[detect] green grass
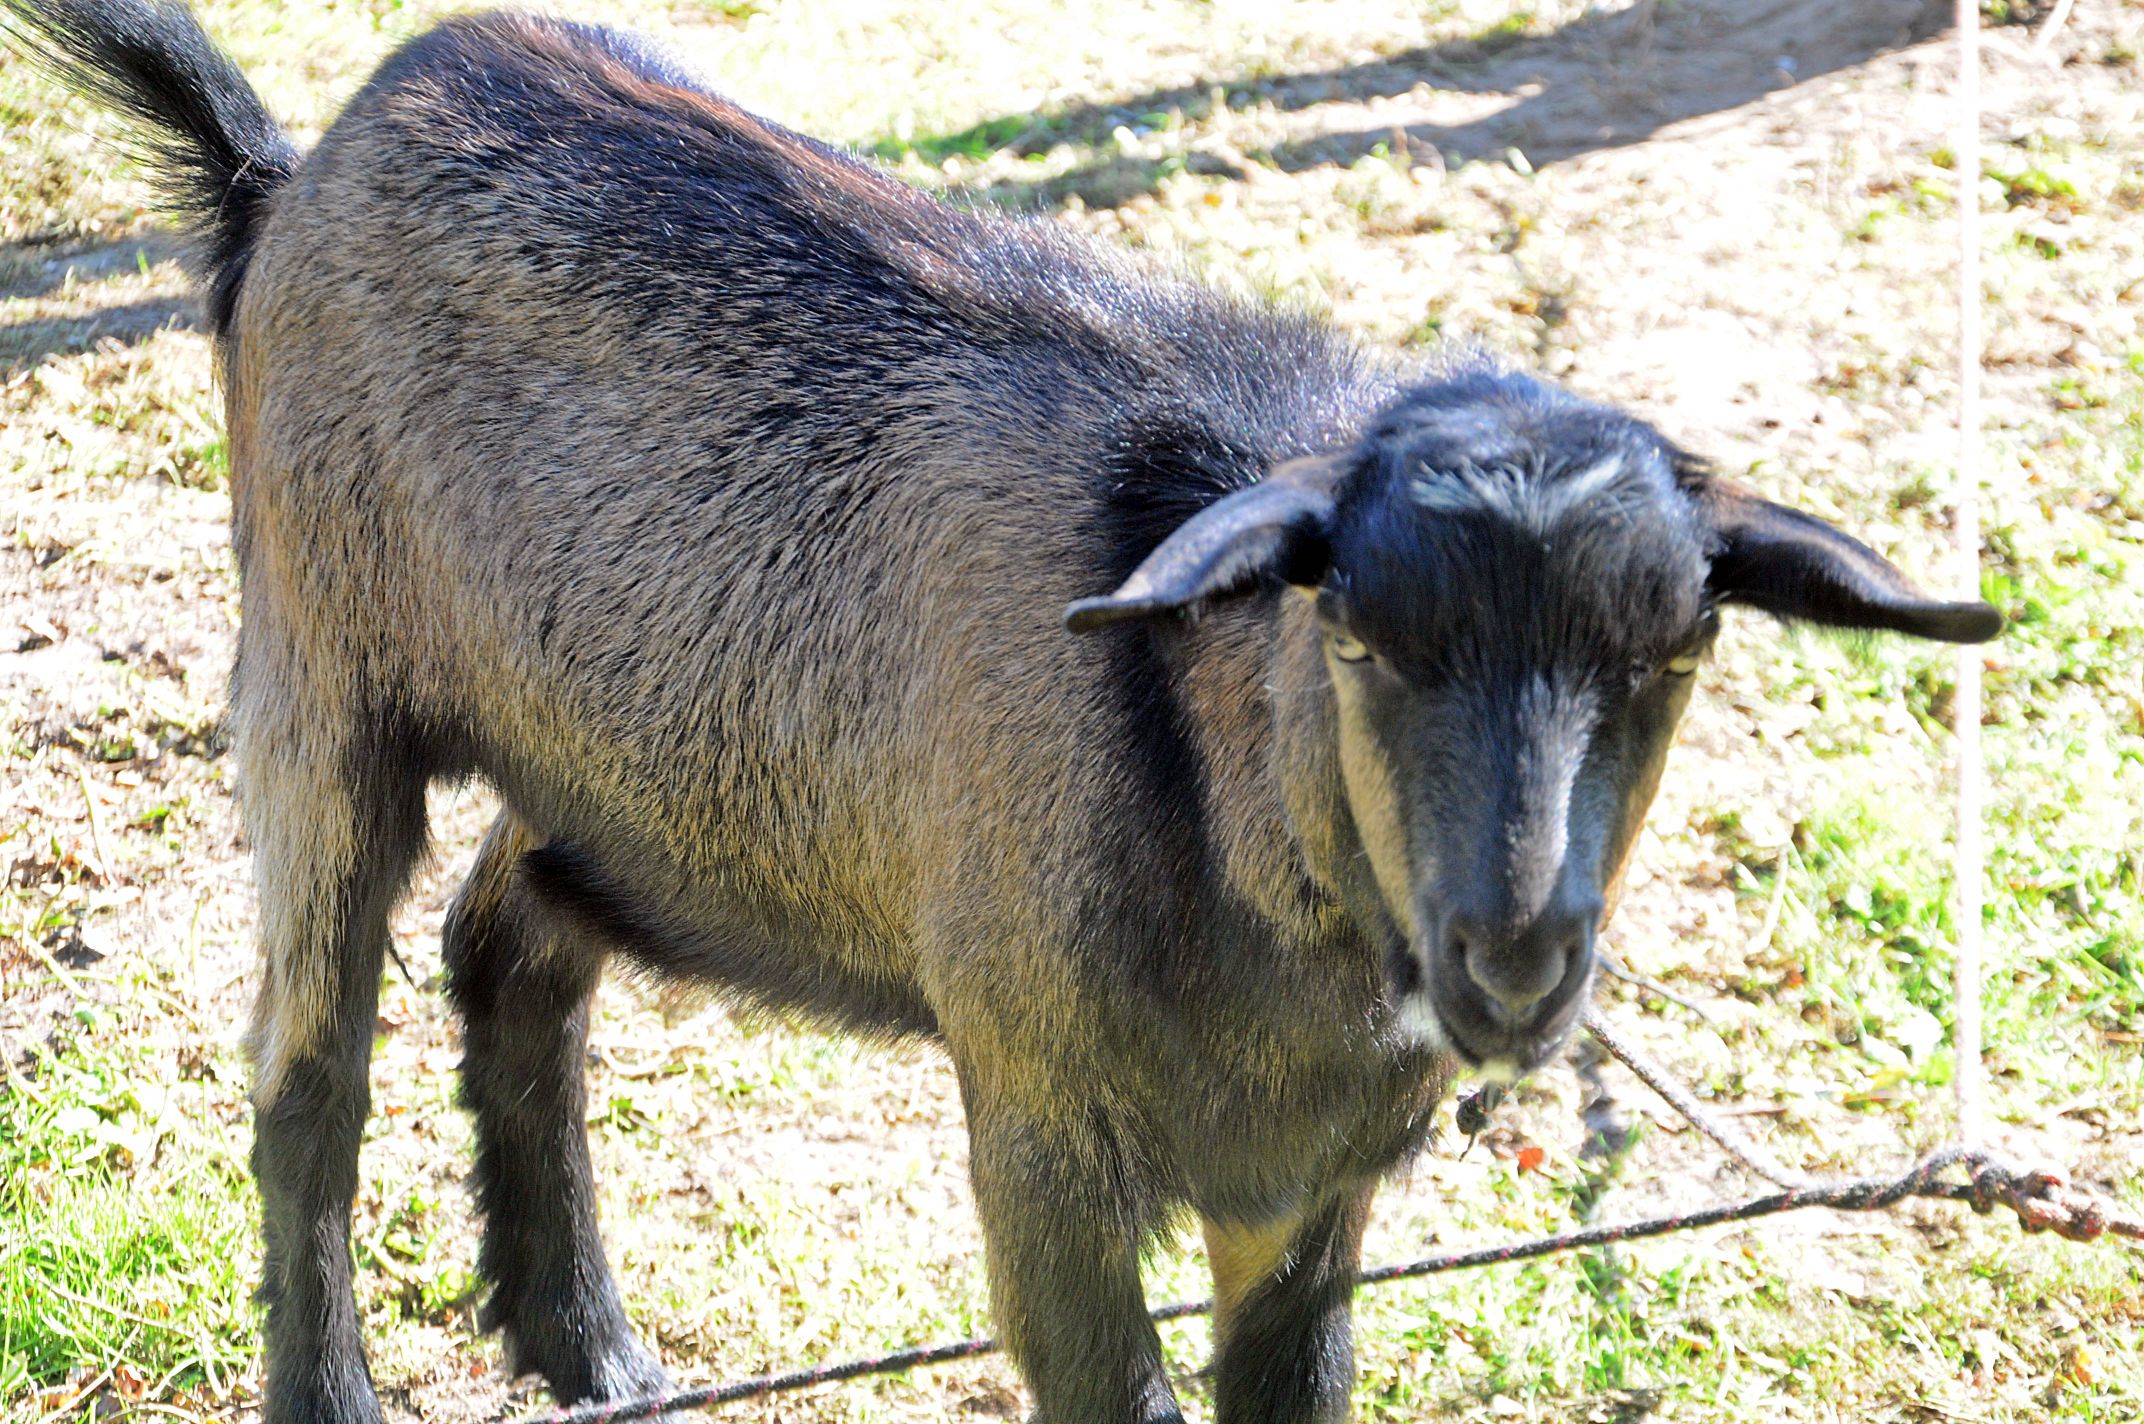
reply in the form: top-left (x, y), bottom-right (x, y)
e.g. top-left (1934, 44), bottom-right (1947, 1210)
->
top-left (1, 999), bottom-right (255, 1404)
top-left (1724, 343), bottom-right (2144, 1082)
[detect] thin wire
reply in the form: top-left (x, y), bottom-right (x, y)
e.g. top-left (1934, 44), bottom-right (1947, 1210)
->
top-left (500, 1137), bottom-right (2137, 1424)
top-left (1951, 0), bottom-right (1987, 1148)
top-left (503, 1003), bottom-right (2144, 1424)
top-left (1582, 1012), bottom-right (1813, 1188)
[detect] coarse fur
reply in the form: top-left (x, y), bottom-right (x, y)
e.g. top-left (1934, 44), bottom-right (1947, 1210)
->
top-left (1, 4), bottom-right (2005, 1421)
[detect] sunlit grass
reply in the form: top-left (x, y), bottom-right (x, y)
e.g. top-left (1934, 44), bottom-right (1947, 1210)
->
top-left (1, 1003), bottom-right (256, 1403)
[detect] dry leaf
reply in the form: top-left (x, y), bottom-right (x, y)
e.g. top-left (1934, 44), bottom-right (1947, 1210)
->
top-left (112, 1363), bottom-right (149, 1403)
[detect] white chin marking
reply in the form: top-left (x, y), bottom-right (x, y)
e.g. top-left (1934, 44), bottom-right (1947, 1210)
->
top-left (1395, 995), bottom-right (1525, 1082)
top-left (1397, 992), bottom-right (1448, 1051)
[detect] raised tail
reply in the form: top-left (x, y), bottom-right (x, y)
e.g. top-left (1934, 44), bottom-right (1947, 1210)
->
top-left (2, 0), bottom-right (295, 336)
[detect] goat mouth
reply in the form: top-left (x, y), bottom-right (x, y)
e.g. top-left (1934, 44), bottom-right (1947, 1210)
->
top-left (1384, 937), bottom-right (1590, 1069)
top-left (1423, 951), bottom-right (1595, 1073)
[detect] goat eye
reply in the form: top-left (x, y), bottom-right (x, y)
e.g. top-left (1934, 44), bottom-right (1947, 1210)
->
top-left (1329, 632), bottom-right (1372, 664)
top-left (1665, 651), bottom-right (1703, 677)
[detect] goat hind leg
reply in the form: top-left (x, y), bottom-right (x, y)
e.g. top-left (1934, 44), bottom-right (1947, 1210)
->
top-left (245, 721), bottom-right (429, 1424)
top-left (444, 811), bottom-right (666, 1402)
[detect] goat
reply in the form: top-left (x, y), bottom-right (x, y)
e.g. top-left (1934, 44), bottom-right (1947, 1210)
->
top-left (2, 3), bottom-right (2003, 1420)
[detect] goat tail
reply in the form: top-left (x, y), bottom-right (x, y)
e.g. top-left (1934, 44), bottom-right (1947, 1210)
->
top-left (2, 0), bottom-right (295, 336)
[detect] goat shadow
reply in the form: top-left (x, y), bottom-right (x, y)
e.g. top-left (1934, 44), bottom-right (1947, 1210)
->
top-left (1, 232), bottom-right (193, 370)
top-left (0, 0), bottom-right (1959, 364)
top-left (892, 0), bottom-right (1953, 211)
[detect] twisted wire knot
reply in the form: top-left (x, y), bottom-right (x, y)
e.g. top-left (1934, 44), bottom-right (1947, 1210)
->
top-left (1965, 1154), bottom-right (2116, 1242)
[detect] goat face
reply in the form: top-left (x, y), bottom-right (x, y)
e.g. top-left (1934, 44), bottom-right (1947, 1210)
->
top-left (1308, 387), bottom-right (1712, 1072)
top-left (1068, 366), bottom-right (2002, 1076)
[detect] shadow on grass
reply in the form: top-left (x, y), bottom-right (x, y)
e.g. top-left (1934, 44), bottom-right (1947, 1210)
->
top-left (0, 230), bottom-right (185, 300)
top-left (877, 0), bottom-right (1952, 211)
top-left (0, 296), bottom-right (195, 370)
top-left (0, 231), bottom-right (194, 369)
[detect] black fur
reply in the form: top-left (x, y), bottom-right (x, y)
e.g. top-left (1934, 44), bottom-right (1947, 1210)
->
top-left (443, 824), bottom-right (667, 1400)
top-left (1210, 1190), bottom-right (1374, 1424)
top-left (1704, 486), bottom-right (2006, 642)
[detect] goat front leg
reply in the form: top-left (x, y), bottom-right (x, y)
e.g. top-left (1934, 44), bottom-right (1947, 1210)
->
top-left (954, 1052), bottom-right (1183, 1424)
top-left (1202, 1184), bottom-right (1375, 1424)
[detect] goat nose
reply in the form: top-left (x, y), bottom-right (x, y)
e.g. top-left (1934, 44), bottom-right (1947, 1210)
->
top-left (1455, 923), bottom-right (1564, 1016)
top-left (1449, 900), bottom-right (1600, 1019)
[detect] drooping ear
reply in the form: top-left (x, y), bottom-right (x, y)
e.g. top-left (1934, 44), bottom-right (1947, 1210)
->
top-left (1700, 481), bottom-right (2003, 643)
top-left (1064, 456), bottom-right (1340, 633)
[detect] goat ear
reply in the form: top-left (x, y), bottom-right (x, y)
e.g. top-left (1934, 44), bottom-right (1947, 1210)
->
top-left (1701, 481), bottom-right (2003, 643)
top-left (1064, 457), bottom-right (1339, 633)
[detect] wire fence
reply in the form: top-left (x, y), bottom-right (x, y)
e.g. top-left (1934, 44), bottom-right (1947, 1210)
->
top-left (504, 1012), bottom-right (2140, 1424)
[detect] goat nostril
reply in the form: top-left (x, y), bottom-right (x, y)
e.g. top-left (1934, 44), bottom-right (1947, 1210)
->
top-left (1464, 944), bottom-right (1566, 1016)
top-left (1445, 911), bottom-right (1586, 1020)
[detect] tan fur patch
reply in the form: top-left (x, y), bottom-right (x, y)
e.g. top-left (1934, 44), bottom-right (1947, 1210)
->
top-left (1202, 1211), bottom-right (1303, 1332)
top-left (1330, 656), bottom-right (1416, 938)
top-left (237, 739), bottom-right (363, 1107)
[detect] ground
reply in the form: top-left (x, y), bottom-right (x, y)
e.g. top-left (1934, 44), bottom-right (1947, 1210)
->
top-left (2, 0), bottom-right (2140, 1420)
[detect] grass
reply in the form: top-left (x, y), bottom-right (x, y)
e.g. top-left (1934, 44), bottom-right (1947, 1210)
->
top-left (1, 970), bottom-right (255, 1408)
top-left (4, 0), bottom-right (2143, 1420)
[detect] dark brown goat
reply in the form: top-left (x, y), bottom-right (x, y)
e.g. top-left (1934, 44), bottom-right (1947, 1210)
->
top-left (3, 4), bottom-right (2003, 1421)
